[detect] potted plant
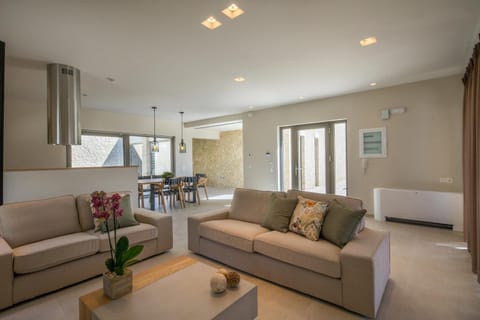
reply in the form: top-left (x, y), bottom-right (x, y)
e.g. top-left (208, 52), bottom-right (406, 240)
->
top-left (160, 171), bottom-right (175, 180)
top-left (90, 191), bottom-right (144, 299)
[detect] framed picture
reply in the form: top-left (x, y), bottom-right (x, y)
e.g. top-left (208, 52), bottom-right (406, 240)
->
top-left (359, 127), bottom-right (387, 158)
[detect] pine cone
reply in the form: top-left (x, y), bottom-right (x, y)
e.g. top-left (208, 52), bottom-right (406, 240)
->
top-left (226, 271), bottom-right (240, 288)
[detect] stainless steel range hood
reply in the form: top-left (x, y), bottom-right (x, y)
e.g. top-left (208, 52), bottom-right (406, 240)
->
top-left (47, 63), bottom-right (81, 145)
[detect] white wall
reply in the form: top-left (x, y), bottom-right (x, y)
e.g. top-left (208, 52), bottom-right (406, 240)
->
top-left (4, 167), bottom-right (138, 205)
top-left (4, 61), bottom-right (219, 175)
top-left (242, 75), bottom-right (463, 213)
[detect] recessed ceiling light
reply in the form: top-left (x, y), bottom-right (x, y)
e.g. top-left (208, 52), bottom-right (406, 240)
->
top-left (201, 16), bottom-right (222, 30)
top-left (299, 96), bottom-right (305, 100)
top-left (370, 82), bottom-right (377, 86)
top-left (222, 4), bottom-right (245, 19)
top-left (106, 77), bottom-right (115, 82)
top-left (248, 105), bottom-right (254, 109)
top-left (360, 37), bottom-right (377, 47)
top-left (234, 76), bottom-right (246, 82)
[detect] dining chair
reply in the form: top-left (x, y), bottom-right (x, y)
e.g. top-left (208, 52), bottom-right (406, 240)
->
top-left (196, 173), bottom-right (209, 200)
top-left (152, 181), bottom-right (167, 213)
top-left (165, 177), bottom-right (185, 208)
top-left (138, 183), bottom-right (145, 208)
top-left (183, 176), bottom-right (200, 205)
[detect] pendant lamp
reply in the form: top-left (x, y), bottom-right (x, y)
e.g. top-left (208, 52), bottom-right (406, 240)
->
top-left (151, 106), bottom-right (159, 152)
top-left (179, 111), bottom-right (187, 153)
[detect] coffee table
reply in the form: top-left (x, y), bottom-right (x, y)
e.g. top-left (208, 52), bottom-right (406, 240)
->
top-left (79, 256), bottom-right (258, 320)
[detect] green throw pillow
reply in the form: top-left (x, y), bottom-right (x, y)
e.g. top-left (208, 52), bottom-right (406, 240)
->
top-left (101, 194), bottom-right (139, 233)
top-left (321, 202), bottom-right (366, 248)
top-left (262, 194), bottom-right (298, 232)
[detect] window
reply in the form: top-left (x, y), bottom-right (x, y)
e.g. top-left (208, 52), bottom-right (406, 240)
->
top-left (71, 134), bottom-right (124, 167)
top-left (69, 131), bottom-right (174, 177)
top-left (130, 136), bottom-right (172, 177)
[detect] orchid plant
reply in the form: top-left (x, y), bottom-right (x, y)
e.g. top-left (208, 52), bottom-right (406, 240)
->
top-left (90, 191), bottom-right (143, 276)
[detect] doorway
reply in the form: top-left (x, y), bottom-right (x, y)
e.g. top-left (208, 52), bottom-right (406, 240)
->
top-left (280, 121), bottom-right (347, 195)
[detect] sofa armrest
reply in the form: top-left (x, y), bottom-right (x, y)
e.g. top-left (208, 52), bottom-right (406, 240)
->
top-left (134, 208), bottom-right (173, 253)
top-left (188, 208), bottom-right (230, 252)
top-left (340, 228), bottom-right (390, 318)
top-left (0, 237), bottom-right (13, 309)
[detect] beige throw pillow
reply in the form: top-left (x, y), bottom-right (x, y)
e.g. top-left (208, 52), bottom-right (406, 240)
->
top-left (288, 196), bottom-right (328, 241)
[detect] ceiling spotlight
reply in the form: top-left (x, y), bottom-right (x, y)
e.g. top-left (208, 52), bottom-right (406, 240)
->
top-left (360, 37), bottom-right (377, 47)
top-left (201, 16), bottom-right (222, 30)
top-left (222, 4), bottom-right (245, 19)
top-left (299, 96), bottom-right (305, 100)
top-left (234, 76), bottom-right (246, 82)
top-left (370, 82), bottom-right (377, 86)
top-left (248, 105), bottom-right (254, 109)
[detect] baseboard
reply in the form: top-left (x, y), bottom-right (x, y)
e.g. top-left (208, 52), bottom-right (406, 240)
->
top-left (385, 216), bottom-right (453, 230)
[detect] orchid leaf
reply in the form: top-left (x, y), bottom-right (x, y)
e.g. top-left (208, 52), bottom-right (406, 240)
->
top-left (105, 258), bottom-right (115, 272)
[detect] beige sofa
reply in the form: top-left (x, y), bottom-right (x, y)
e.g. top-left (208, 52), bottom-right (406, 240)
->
top-left (188, 188), bottom-right (390, 318)
top-left (0, 194), bottom-right (173, 310)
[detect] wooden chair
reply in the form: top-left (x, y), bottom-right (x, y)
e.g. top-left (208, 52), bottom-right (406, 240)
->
top-left (183, 176), bottom-right (201, 205)
top-left (196, 173), bottom-right (209, 200)
top-left (152, 181), bottom-right (167, 213)
top-left (138, 183), bottom-right (145, 208)
top-left (165, 177), bottom-right (185, 208)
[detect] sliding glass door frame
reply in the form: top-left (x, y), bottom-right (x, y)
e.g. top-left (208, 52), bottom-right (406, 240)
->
top-left (279, 120), bottom-right (347, 195)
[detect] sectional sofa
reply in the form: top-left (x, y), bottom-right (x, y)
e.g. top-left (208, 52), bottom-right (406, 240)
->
top-left (0, 194), bottom-right (172, 309)
top-left (188, 188), bottom-right (390, 318)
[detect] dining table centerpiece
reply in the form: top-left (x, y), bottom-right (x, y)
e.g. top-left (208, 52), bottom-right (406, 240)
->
top-left (90, 191), bottom-right (144, 299)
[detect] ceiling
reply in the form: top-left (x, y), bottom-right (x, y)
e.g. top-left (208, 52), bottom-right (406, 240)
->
top-left (1, 0), bottom-right (479, 122)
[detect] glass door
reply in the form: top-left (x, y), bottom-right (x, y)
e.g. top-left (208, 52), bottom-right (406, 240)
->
top-left (280, 121), bottom-right (347, 195)
top-left (294, 125), bottom-right (329, 192)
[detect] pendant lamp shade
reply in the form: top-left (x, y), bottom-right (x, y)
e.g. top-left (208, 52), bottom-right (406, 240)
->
top-left (179, 111), bottom-right (186, 153)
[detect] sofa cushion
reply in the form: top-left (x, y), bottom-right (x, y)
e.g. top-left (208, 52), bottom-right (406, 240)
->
top-left (76, 194), bottom-right (94, 231)
top-left (321, 203), bottom-right (367, 248)
top-left (88, 223), bottom-right (157, 252)
top-left (76, 191), bottom-right (133, 232)
top-left (13, 232), bottom-right (99, 274)
top-left (0, 195), bottom-right (81, 248)
top-left (288, 196), bottom-right (328, 241)
top-left (329, 199), bottom-right (366, 235)
top-left (101, 195), bottom-right (139, 232)
top-left (199, 219), bottom-right (270, 253)
top-left (262, 193), bottom-right (298, 232)
top-left (287, 189), bottom-right (366, 233)
top-left (230, 188), bottom-right (287, 225)
top-left (287, 189), bottom-right (362, 210)
top-left (254, 231), bottom-right (341, 278)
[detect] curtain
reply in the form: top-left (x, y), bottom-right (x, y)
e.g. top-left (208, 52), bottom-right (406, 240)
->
top-left (463, 35), bottom-right (480, 283)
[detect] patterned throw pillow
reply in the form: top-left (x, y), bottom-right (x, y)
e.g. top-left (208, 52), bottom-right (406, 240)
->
top-left (288, 196), bottom-right (328, 241)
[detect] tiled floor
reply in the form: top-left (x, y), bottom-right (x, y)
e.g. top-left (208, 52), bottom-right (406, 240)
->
top-left (1, 194), bottom-right (480, 319)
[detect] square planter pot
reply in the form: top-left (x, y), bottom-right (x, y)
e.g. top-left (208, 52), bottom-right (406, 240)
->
top-left (103, 269), bottom-right (133, 299)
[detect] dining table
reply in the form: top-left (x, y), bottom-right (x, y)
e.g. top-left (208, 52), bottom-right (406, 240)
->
top-left (137, 178), bottom-right (164, 209)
